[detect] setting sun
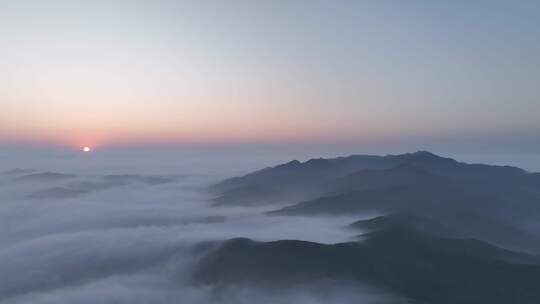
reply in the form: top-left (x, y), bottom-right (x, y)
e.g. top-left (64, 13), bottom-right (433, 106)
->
top-left (83, 147), bottom-right (91, 152)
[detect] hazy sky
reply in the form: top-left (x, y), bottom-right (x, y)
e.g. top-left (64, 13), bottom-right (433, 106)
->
top-left (1, 0), bottom-right (539, 151)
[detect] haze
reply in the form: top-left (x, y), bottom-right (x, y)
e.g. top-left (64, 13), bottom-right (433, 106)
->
top-left (1, 0), bottom-right (539, 151)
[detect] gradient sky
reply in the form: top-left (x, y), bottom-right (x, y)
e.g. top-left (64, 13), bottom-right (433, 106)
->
top-left (1, 0), bottom-right (539, 150)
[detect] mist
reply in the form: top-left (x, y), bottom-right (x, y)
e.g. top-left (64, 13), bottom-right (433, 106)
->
top-left (0, 147), bottom-right (399, 304)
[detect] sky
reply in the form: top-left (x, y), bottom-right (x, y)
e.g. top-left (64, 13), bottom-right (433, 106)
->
top-left (1, 0), bottom-right (539, 152)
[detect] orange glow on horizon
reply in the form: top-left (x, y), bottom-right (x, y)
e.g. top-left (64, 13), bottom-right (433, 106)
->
top-left (0, 123), bottom-right (403, 151)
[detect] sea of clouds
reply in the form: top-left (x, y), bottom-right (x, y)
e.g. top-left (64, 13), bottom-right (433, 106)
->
top-left (0, 147), bottom-right (400, 304)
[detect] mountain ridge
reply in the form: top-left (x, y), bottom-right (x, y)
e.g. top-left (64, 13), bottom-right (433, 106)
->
top-left (193, 226), bottom-right (540, 304)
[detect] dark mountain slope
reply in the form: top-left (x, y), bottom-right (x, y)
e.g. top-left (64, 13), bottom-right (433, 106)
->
top-left (211, 151), bottom-right (533, 207)
top-left (271, 182), bottom-right (475, 216)
top-left (212, 151), bottom-right (540, 251)
top-left (211, 154), bottom-right (398, 206)
top-left (194, 228), bottom-right (540, 304)
top-left (348, 212), bottom-right (540, 254)
top-left (211, 151), bottom-right (453, 205)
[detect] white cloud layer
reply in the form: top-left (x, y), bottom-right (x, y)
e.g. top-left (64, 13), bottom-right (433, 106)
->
top-left (0, 151), bottom-right (393, 303)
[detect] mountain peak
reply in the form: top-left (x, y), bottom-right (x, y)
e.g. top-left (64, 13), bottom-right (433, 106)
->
top-left (276, 160), bottom-right (301, 169)
top-left (407, 150), bottom-right (443, 159)
top-left (412, 150), bottom-right (438, 157)
top-left (392, 150), bottom-right (454, 163)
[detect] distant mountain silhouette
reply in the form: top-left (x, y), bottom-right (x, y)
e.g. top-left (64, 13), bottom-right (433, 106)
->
top-left (102, 174), bottom-right (175, 185)
top-left (25, 174), bottom-right (178, 200)
top-left (14, 171), bottom-right (77, 182)
top-left (2, 168), bottom-right (38, 175)
top-left (211, 151), bottom-right (531, 207)
top-left (212, 151), bottom-right (540, 251)
top-left (210, 152), bottom-right (424, 206)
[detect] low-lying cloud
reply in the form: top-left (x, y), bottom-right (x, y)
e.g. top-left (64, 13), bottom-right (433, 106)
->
top-left (0, 152), bottom-right (391, 303)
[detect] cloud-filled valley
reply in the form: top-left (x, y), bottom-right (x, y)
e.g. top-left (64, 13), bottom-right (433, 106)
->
top-left (1, 150), bottom-right (540, 303)
top-left (0, 154), bottom-right (377, 304)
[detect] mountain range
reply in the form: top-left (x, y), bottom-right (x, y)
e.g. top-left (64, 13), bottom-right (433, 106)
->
top-left (196, 151), bottom-right (540, 303)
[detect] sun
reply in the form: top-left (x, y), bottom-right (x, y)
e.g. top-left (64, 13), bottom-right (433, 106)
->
top-left (83, 147), bottom-right (91, 152)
